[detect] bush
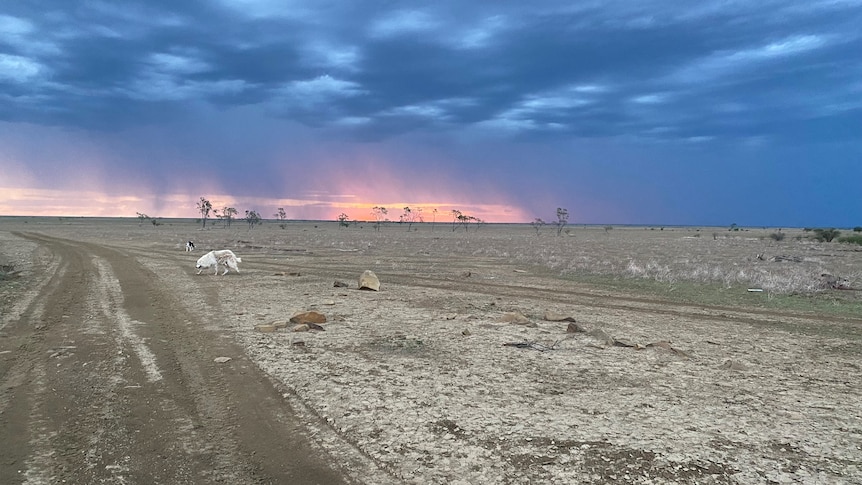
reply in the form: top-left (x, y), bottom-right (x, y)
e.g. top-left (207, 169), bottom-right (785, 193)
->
top-left (769, 232), bottom-right (786, 241)
top-left (813, 228), bottom-right (840, 242)
top-left (838, 235), bottom-right (862, 246)
top-left (853, 226), bottom-right (862, 232)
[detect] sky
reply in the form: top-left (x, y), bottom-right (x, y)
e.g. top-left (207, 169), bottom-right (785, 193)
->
top-left (1, 1), bottom-right (860, 226)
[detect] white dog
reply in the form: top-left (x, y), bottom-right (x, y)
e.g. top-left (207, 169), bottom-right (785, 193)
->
top-left (185, 240), bottom-right (195, 251)
top-left (196, 249), bottom-right (242, 275)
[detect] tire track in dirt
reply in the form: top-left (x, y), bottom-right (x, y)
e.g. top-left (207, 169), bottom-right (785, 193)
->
top-left (1, 233), bottom-right (351, 484)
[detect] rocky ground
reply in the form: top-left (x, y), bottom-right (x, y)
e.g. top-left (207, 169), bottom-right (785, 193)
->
top-left (2, 218), bottom-right (861, 484)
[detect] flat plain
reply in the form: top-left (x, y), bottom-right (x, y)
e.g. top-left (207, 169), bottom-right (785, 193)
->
top-left (1, 217), bottom-right (861, 484)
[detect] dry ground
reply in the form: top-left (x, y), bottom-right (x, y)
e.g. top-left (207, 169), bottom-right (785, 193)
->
top-left (1, 217), bottom-right (861, 484)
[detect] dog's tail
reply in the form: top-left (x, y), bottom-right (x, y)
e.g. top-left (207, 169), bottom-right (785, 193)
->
top-left (236, 257), bottom-right (242, 263)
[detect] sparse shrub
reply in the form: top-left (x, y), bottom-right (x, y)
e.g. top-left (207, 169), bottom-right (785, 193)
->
top-left (0, 263), bottom-right (20, 281)
top-left (853, 226), bottom-right (862, 232)
top-left (838, 235), bottom-right (862, 246)
top-left (769, 232), bottom-right (785, 241)
top-left (812, 228), bottom-right (840, 242)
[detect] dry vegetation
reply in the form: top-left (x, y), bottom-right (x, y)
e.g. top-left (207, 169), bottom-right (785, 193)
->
top-left (2, 217), bottom-right (861, 484)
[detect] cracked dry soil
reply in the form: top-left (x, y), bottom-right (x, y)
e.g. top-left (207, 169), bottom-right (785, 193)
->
top-left (1, 219), bottom-right (861, 484)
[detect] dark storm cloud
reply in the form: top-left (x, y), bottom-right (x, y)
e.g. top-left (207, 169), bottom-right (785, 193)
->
top-left (2, 0), bottom-right (859, 139)
top-left (2, 1), bottom-right (861, 226)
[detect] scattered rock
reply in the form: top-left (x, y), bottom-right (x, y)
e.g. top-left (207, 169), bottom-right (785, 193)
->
top-left (290, 311), bottom-right (327, 325)
top-left (307, 322), bottom-right (325, 331)
top-left (273, 321), bottom-right (288, 329)
top-left (566, 322), bottom-right (587, 333)
top-left (646, 341), bottom-right (690, 358)
top-left (292, 341), bottom-right (306, 347)
top-left (461, 329), bottom-right (471, 336)
top-left (513, 269), bottom-right (527, 273)
top-left (587, 329), bottom-right (614, 346)
top-left (544, 311), bottom-right (577, 322)
top-left (358, 270), bottom-right (380, 291)
top-left (255, 324), bottom-right (278, 333)
top-left (213, 356), bottom-right (232, 363)
top-left (292, 324), bottom-right (310, 332)
top-left (498, 311), bottom-right (531, 325)
top-left (612, 338), bottom-right (636, 348)
top-left (461, 271), bottom-right (472, 278)
top-left (720, 359), bottom-right (748, 371)
top-left (333, 280), bottom-right (349, 288)
top-left (770, 255), bottom-right (803, 263)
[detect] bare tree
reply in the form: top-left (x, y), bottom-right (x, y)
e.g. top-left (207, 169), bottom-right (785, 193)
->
top-left (244, 210), bottom-right (262, 230)
top-left (555, 207), bottom-right (569, 236)
top-left (400, 206), bottom-right (421, 231)
top-left (337, 213), bottom-right (350, 228)
top-left (450, 209), bottom-right (462, 232)
top-left (136, 212), bottom-right (150, 226)
top-left (197, 197), bottom-right (212, 228)
top-left (531, 218), bottom-right (545, 236)
top-left (221, 207), bottom-right (238, 228)
top-left (274, 207), bottom-right (288, 229)
top-left (371, 206), bottom-right (388, 232)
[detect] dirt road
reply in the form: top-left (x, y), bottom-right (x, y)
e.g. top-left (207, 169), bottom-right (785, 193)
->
top-left (0, 232), bottom-right (350, 484)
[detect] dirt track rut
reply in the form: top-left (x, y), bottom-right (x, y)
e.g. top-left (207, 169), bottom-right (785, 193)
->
top-left (0, 233), bottom-right (349, 484)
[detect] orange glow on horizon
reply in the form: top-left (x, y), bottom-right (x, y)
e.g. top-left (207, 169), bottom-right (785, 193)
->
top-left (0, 186), bottom-right (532, 223)
top-left (2, 146), bottom-right (534, 222)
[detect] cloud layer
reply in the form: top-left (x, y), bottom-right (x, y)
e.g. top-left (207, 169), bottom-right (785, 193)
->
top-left (1, 1), bottom-right (860, 225)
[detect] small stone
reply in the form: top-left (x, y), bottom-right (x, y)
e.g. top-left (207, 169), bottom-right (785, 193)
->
top-left (292, 324), bottom-right (310, 332)
top-left (358, 270), bottom-right (380, 291)
top-left (566, 322), bottom-right (587, 333)
top-left (333, 280), bottom-right (349, 288)
top-left (587, 329), bottom-right (614, 346)
top-left (498, 311), bottom-right (530, 325)
top-left (255, 324), bottom-right (278, 333)
top-left (720, 359), bottom-right (748, 371)
top-left (213, 357), bottom-right (232, 363)
top-left (544, 311), bottom-right (577, 322)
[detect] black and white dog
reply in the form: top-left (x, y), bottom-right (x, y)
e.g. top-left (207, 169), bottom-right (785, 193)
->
top-left (185, 241), bottom-right (195, 252)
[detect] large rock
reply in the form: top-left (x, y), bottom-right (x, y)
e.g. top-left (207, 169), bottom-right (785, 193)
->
top-left (290, 311), bottom-right (327, 325)
top-left (358, 270), bottom-right (380, 291)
